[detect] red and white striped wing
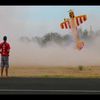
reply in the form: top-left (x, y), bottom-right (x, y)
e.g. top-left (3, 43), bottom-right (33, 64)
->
top-left (60, 19), bottom-right (71, 29)
top-left (75, 15), bottom-right (87, 26)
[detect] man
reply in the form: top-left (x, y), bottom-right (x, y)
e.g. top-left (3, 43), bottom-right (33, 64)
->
top-left (0, 36), bottom-right (10, 77)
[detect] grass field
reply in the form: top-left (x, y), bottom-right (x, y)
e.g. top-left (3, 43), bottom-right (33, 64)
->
top-left (6, 66), bottom-right (100, 78)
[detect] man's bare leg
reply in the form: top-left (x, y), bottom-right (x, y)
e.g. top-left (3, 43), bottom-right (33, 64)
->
top-left (5, 67), bottom-right (8, 77)
top-left (1, 67), bottom-right (4, 77)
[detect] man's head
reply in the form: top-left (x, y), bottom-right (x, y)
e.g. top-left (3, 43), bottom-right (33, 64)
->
top-left (3, 36), bottom-right (7, 42)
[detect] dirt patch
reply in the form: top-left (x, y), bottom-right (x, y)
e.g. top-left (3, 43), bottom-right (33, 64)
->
top-left (7, 66), bottom-right (100, 78)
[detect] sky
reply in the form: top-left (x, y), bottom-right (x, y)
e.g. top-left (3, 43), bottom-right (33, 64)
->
top-left (0, 6), bottom-right (100, 37)
top-left (0, 6), bottom-right (100, 67)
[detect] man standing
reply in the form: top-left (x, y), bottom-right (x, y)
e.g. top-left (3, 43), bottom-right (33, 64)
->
top-left (0, 36), bottom-right (10, 77)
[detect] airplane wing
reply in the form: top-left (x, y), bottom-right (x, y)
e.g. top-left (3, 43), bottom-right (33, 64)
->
top-left (60, 18), bottom-right (71, 29)
top-left (75, 15), bottom-right (87, 26)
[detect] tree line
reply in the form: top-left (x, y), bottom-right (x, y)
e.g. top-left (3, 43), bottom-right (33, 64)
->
top-left (19, 28), bottom-right (98, 47)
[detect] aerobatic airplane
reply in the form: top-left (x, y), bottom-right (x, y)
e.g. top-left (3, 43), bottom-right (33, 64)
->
top-left (60, 9), bottom-right (87, 50)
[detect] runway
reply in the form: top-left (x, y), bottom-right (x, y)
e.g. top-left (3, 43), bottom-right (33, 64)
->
top-left (0, 77), bottom-right (100, 94)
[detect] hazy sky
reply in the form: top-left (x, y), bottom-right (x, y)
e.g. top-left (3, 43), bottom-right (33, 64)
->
top-left (0, 6), bottom-right (100, 67)
top-left (0, 6), bottom-right (99, 38)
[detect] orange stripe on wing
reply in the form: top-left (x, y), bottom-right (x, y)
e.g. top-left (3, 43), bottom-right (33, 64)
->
top-left (76, 17), bottom-right (79, 26)
top-left (60, 23), bottom-right (65, 29)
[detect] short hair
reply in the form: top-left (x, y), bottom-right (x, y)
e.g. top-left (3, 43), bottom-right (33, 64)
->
top-left (3, 36), bottom-right (7, 41)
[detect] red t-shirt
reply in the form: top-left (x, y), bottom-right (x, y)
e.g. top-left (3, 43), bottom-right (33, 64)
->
top-left (0, 42), bottom-right (10, 56)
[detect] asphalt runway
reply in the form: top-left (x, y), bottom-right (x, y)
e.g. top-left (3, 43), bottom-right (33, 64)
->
top-left (0, 77), bottom-right (100, 94)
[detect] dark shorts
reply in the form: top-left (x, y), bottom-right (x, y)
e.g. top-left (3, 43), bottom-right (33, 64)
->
top-left (1, 56), bottom-right (9, 68)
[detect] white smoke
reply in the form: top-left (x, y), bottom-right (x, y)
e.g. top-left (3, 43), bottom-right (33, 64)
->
top-left (10, 33), bottom-right (100, 67)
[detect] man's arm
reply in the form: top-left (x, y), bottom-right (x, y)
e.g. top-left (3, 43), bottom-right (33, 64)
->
top-left (0, 43), bottom-right (2, 54)
top-left (7, 43), bottom-right (10, 53)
